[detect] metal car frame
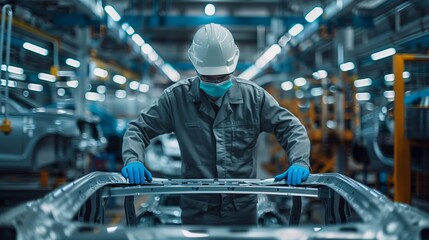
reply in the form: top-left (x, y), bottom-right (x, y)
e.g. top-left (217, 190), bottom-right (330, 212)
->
top-left (136, 194), bottom-right (287, 227)
top-left (0, 172), bottom-right (428, 239)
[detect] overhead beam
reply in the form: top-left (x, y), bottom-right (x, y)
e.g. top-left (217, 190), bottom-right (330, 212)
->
top-left (122, 15), bottom-right (306, 28)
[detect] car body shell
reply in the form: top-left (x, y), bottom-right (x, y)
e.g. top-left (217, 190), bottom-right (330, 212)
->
top-left (0, 93), bottom-right (107, 171)
top-left (137, 194), bottom-right (286, 227)
top-left (0, 172), bottom-right (428, 239)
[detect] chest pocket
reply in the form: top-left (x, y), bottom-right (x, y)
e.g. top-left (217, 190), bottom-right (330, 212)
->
top-left (231, 125), bottom-right (258, 163)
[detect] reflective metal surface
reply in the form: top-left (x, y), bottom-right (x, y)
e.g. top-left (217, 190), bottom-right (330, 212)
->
top-left (0, 172), bottom-right (428, 239)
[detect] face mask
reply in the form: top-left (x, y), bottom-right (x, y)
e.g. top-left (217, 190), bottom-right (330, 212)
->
top-left (199, 78), bottom-right (233, 98)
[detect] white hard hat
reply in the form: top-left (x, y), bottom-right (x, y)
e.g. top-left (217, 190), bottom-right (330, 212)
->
top-left (188, 23), bottom-right (239, 76)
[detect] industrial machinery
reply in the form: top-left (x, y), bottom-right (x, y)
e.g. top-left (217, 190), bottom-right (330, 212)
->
top-left (0, 172), bottom-right (428, 239)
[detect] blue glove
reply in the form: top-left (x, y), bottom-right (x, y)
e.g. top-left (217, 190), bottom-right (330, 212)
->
top-left (121, 162), bottom-right (153, 184)
top-left (274, 165), bottom-right (310, 185)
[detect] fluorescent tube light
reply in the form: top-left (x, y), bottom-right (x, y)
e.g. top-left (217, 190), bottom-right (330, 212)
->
top-left (265, 44), bottom-right (282, 60)
top-left (132, 34), bottom-right (145, 46)
top-left (340, 62), bottom-right (355, 71)
top-left (85, 92), bottom-right (100, 101)
top-left (139, 83), bottom-right (149, 93)
top-left (96, 85), bottom-right (106, 94)
top-left (289, 24), bottom-right (304, 37)
top-left (384, 71), bottom-right (410, 82)
top-left (318, 70), bottom-right (327, 79)
top-left (0, 79), bottom-right (17, 87)
top-left (403, 71), bottom-right (410, 78)
top-left (148, 52), bottom-right (159, 61)
top-left (278, 34), bottom-right (291, 47)
top-left (1, 65), bottom-right (24, 74)
top-left (354, 78), bottom-right (372, 88)
top-left (23, 42), bottom-right (49, 56)
top-left (355, 92), bottom-right (371, 101)
top-left (115, 89), bottom-right (127, 99)
top-left (162, 64), bottom-right (181, 82)
top-left (384, 90), bottom-right (395, 98)
top-left (384, 74), bottom-right (394, 82)
top-left (121, 23), bottom-right (129, 31)
top-left (28, 83), bottom-right (43, 92)
top-left (238, 65), bottom-right (260, 81)
top-left (126, 26), bottom-right (135, 35)
top-left (281, 81), bottom-right (293, 91)
top-left (104, 5), bottom-right (121, 22)
top-left (38, 73), bottom-right (56, 82)
top-left (255, 58), bottom-right (268, 68)
top-left (305, 7), bottom-right (323, 23)
top-left (129, 81), bottom-right (139, 90)
top-left (94, 67), bottom-right (108, 78)
top-left (255, 44), bottom-right (281, 68)
top-left (66, 58), bottom-right (80, 68)
top-left (371, 48), bottom-right (396, 61)
top-left (312, 70), bottom-right (327, 79)
top-left (141, 43), bottom-right (154, 54)
top-left (66, 80), bottom-right (79, 88)
top-left (113, 75), bottom-right (126, 84)
top-left (155, 58), bottom-right (164, 67)
top-left (294, 77), bottom-right (307, 87)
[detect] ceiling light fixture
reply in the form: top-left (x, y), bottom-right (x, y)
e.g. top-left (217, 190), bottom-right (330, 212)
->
top-left (38, 73), bottom-right (56, 82)
top-left (205, 4), bottom-right (216, 16)
top-left (113, 75), bottom-right (126, 84)
top-left (93, 68), bottom-right (108, 78)
top-left (355, 92), bottom-right (371, 101)
top-left (305, 7), bottom-right (323, 23)
top-left (354, 78), bottom-right (372, 88)
top-left (281, 81), bottom-right (293, 91)
top-left (288, 24), bottom-right (304, 37)
top-left (294, 77), bottom-right (307, 87)
top-left (66, 58), bottom-right (80, 68)
top-left (23, 42), bottom-right (49, 56)
top-left (132, 34), bottom-right (145, 46)
top-left (340, 62), bottom-right (355, 71)
top-left (104, 5), bottom-right (121, 22)
top-left (371, 48), bottom-right (396, 61)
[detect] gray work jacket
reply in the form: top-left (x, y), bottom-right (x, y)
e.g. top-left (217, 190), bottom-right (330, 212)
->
top-left (122, 77), bottom-right (310, 212)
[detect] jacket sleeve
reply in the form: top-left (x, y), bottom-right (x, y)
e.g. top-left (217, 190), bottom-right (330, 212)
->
top-left (259, 90), bottom-right (310, 169)
top-left (122, 92), bottom-right (174, 166)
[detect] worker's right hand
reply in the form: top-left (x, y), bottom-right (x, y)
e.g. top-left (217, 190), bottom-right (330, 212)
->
top-left (121, 162), bottom-right (153, 184)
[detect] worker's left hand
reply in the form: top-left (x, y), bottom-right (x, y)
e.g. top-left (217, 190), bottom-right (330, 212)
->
top-left (274, 165), bottom-right (310, 185)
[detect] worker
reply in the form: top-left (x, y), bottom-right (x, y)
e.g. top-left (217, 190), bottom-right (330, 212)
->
top-left (121, 23), bottom-right (310, 226)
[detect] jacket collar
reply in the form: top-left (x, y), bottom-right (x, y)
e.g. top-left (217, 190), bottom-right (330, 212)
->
top-left (188, 76), bottom-right (243, 104)
top-left (227, 77), bottom-right (243, 104)
top-left (188, 76), bottom-right (201, 103)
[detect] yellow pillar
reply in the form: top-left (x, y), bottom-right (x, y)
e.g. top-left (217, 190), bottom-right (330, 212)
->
top-left (393, 54), bottom-right (411, 204)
